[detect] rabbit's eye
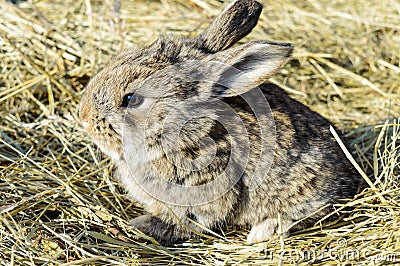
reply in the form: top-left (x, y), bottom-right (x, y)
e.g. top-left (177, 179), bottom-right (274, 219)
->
top-left (121, 93), bottom-right (144, 108)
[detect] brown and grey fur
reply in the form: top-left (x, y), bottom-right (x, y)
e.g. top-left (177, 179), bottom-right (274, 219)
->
top-left (79, 0), bottom-right (360, 244)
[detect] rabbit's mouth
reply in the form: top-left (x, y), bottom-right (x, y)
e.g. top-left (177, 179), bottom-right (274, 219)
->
top-left (94, 136), bottom-right (123, 162)
top-left (82, 121), bottom-right (123, 162)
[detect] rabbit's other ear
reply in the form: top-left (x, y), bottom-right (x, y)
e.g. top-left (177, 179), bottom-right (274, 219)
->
top-left (196, 0), bottom-right (263, 53)
top-left (211, 41), bottom-right (293, 97)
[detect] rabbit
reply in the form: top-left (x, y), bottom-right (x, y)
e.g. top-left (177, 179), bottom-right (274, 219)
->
top-left (79, 0), bottom-right (360, 244)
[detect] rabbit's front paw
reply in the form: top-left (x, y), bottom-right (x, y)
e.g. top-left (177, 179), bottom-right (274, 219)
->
top-left (130, 214), bottom-right (192, 245)
top-left (130, 214), bottom-right (154, 235)
top-left (247, 218), bottom-right (291, 243)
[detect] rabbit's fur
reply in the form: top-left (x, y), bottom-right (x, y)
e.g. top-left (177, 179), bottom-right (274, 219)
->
top-left (79, 0), bottom-right (360, 244)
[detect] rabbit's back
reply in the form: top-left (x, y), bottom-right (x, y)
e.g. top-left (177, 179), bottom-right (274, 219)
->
top-left (227, 83), bottom-right (358, 226)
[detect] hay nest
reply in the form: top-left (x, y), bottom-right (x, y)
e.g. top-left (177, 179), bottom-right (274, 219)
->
top-left (0, 0), bottom-right (399, 264)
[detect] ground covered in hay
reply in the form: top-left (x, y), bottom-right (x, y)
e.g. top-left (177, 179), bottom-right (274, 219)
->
top-left (0, 0), bottom-right (399, 265)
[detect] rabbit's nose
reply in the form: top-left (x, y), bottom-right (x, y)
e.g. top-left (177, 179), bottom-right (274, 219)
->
top-left (79, 97), bottom-right (90, 124)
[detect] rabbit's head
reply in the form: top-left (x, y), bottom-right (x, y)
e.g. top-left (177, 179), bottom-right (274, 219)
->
top-left (79, 0), bottom-right (292, 167)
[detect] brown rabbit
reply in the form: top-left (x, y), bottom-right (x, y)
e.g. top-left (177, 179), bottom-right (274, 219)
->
top-left (79, 0), bottom-right (360, 244)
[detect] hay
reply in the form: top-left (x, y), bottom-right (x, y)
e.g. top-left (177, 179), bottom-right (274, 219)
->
top-left (0, 0), bottom-right (399, 264)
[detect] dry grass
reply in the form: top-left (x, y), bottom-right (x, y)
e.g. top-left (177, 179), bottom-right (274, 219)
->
top-left (0, 0), bottom-right (399, 264)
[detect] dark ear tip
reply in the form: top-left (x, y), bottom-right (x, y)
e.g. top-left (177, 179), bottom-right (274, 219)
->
top-left (249, 0), bottom-right (263, 8)
top-left (238, 0), bottom-right (263, 16)
top-left (281, 42), bottom-right (293, 47)
top-left (259, 41), bottom-right (294, 58)
top-left (255, 0), bottom-right (264, 9)
top-left (271, 42), bottom-right (294, 58)
top-left (242, 0), bottom-right (263, 8)
top-left (282, 43), bottom-right (294, 57)
top-left (196, 0), bottom-right (265, 53)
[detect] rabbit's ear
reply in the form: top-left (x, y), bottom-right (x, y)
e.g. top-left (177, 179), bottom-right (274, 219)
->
top-left (195, 0), bottom-right (263, 53)
top-left (211, 41), bottom-right (293, 97)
